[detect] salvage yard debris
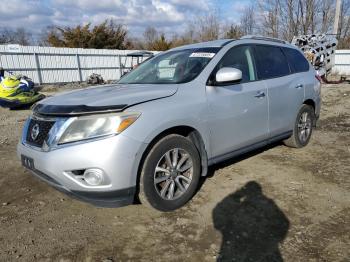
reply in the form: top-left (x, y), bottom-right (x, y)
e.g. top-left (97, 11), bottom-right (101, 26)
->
top-left (87, 73), bottom-right (105, 85)
top-left (292, 34), bottom-right (350, 84)
top-left (292, 34), bottom-right (337, 77)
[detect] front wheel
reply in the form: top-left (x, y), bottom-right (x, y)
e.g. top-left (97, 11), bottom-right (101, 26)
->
top-left (139, 134), bottom-right (201, 211)
top-left (284, 104), bottom-right (315, 148)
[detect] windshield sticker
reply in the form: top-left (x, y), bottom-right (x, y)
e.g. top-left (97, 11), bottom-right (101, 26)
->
top-left (189, 52), bottom-right (216, 58)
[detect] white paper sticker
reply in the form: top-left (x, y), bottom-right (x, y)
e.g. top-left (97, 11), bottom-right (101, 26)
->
top-left (189, 52), bottom-right (215, 58)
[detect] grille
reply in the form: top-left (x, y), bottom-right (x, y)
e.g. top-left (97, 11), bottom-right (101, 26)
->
top-left (26, 118), bottom-right (55, 147)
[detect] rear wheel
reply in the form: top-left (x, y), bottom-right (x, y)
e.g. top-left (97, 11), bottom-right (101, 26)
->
top-left (284, 104), bottom-right (315, 148)
top-left (139, 134), bottom-right (201, 211)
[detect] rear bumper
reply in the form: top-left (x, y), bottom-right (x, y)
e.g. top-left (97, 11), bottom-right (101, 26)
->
top-left (314, 94), bottom-right (321, 127)
top-left (315, 95), bottom-right (321, 119)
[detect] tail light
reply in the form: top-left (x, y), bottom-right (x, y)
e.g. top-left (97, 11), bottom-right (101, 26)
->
top-left (315, 74), bottom-right (322, 83)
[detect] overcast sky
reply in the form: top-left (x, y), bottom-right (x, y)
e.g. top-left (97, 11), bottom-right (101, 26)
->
top-left (0, 0), bottom-right (252, 38)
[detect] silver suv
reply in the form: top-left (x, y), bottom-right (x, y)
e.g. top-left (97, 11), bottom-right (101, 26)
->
top-left (18, 36), bottom-right (321, 211)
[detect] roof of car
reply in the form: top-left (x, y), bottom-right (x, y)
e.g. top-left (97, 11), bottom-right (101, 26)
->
top-left (171, 39), bottom-right (235, 51)
top-left (168, 36), bottom-right (298, 53)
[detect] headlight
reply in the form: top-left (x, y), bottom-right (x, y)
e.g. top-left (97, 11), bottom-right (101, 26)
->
top-left (58, 112), bottom-right (140, 144)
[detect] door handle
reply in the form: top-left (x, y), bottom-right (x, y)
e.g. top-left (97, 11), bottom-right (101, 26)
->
top-left (254, 91), bottom-right (266, 98)
top-left (295, 84), bottom-right (303, 89)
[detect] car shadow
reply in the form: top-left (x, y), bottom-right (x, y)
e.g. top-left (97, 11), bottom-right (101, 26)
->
top-left (212, 181), bottom-right (290, 261)
top-left (198, 141), bottom-right (282, 191)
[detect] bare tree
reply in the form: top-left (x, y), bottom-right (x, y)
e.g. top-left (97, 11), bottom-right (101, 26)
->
top-left (340, 0), bottom-right (350, 34)
top-left (142, 27), bottom-right (173, 51)
top-left (278, 0), bottom-right (301, 40)
top-left (195, 13), bottom-right (221, 41)
top-left (15, 28), bottom-right (32, 45)
top-left (0, 27), bottom-right (32, 45)
top-left (223, 24), bottom-right (244, 39)
top-left (171, 22), bottom-right (198, 46)
top-left (256, 0), bottom-right (343, 41)
top-left (321, 0), bottom-right (335, 33)
top-left (338, 0), bottom-right (350, 48)
top-left (298, 0), bottom-right (318, 34)
top-left (0, 29), bottom-right (12, 44)
top-left (182, 23), bottom-right (197, 44)
top-left (240, 5), bottom-right (256, 35)
top-left (143, 26), bottom-right (158, 48)
top-left (258, 0), bottom-right (281, 38)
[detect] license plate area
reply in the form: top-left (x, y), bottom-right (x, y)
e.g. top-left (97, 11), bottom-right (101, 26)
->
top-left (21, 155), bottom-right (35, 170)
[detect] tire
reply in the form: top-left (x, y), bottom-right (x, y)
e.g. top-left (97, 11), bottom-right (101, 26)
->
top-left (283, 104), bottom-right (315, 148)
top-left (139, 134), bottom-right (201, 211)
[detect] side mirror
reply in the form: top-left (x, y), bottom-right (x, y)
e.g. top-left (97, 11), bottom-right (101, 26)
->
top-left (215, 67), bottom-right (242, 83)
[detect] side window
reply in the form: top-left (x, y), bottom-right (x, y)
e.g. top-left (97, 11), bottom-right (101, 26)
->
top-left (254, 45), bottom-right (290, 79)
top-left (216, 45), bottom-right (256, 83)
top-left (283, 48), bottom-right (310, 73)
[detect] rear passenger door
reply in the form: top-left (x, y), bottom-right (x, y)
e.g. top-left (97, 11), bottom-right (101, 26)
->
top-left (254, 45), bottom-right (305, 137)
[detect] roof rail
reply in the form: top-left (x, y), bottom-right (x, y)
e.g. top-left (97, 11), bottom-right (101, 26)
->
top-left (241, 35), bottom-right (286, 44)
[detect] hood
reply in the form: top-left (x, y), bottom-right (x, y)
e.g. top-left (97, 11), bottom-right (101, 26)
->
top-left (33, 84), bottom-right (177, 116)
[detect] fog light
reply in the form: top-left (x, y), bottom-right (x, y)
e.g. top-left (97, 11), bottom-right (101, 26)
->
top-left (83, 169), bottom-right (104, 186)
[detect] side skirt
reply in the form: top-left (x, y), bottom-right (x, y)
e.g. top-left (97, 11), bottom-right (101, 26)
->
top-left (208, 131), bottom-right (292, 166)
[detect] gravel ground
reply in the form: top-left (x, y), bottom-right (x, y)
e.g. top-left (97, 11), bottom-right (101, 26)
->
top-left (0, 84), bottom-right (349, 261)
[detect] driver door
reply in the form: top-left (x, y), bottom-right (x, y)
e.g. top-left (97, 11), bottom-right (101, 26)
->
top-left (205, 45), bottom-right (269, 159)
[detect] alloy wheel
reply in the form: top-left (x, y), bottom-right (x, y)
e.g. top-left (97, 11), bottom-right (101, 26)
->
top-left (154, 148), bottom-right (193, 200)
top-left (297, 111), bottom-right (312, 143)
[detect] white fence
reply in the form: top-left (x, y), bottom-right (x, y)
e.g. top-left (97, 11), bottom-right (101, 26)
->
top-left (333, 50), bottom-right (350, 75)
top-left (0, 44), bottom-right (154, 84)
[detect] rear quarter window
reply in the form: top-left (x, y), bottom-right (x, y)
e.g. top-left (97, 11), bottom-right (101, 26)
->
top-left (254, 45), bottom-right (290, 80)
top-left (283, 47), bottom-right (310, 73)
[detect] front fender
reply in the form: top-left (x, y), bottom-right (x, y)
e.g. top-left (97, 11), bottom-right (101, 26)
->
top-left (122, 92), bottom-right (211, 158)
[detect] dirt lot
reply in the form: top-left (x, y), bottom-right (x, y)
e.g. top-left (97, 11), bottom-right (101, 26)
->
top-left (0, 84), bottom-right (349, 262)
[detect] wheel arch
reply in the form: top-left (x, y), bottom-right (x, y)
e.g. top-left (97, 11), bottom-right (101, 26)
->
top-left (303, 99), bottom-right (317, 126)
top-left (303, 99), bottom-right (315, 111)
top-left (134, 125), bottom-right (209, 202)
top-left (137, 125), bottom-right (208, 178)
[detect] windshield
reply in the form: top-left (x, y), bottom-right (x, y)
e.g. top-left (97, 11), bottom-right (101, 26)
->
top-left (118, 47), bottom-right (220, 84)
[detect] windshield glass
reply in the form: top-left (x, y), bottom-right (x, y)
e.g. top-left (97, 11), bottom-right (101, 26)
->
top-left (118, 48), bottom-right (220, 84)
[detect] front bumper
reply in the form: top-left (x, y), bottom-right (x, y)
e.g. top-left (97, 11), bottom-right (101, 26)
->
top-left (27, 168), bottom-right (136, 207)
top-left (17, 134), bottom-right (148, 207)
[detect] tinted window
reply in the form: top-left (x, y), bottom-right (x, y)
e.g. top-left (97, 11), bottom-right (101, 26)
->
top-left (283, 47), bottom-right (310, 73)
top-left (254, 45), bottom-right (290, 79)
top-left (215, 45), bottom-right (256, 83)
